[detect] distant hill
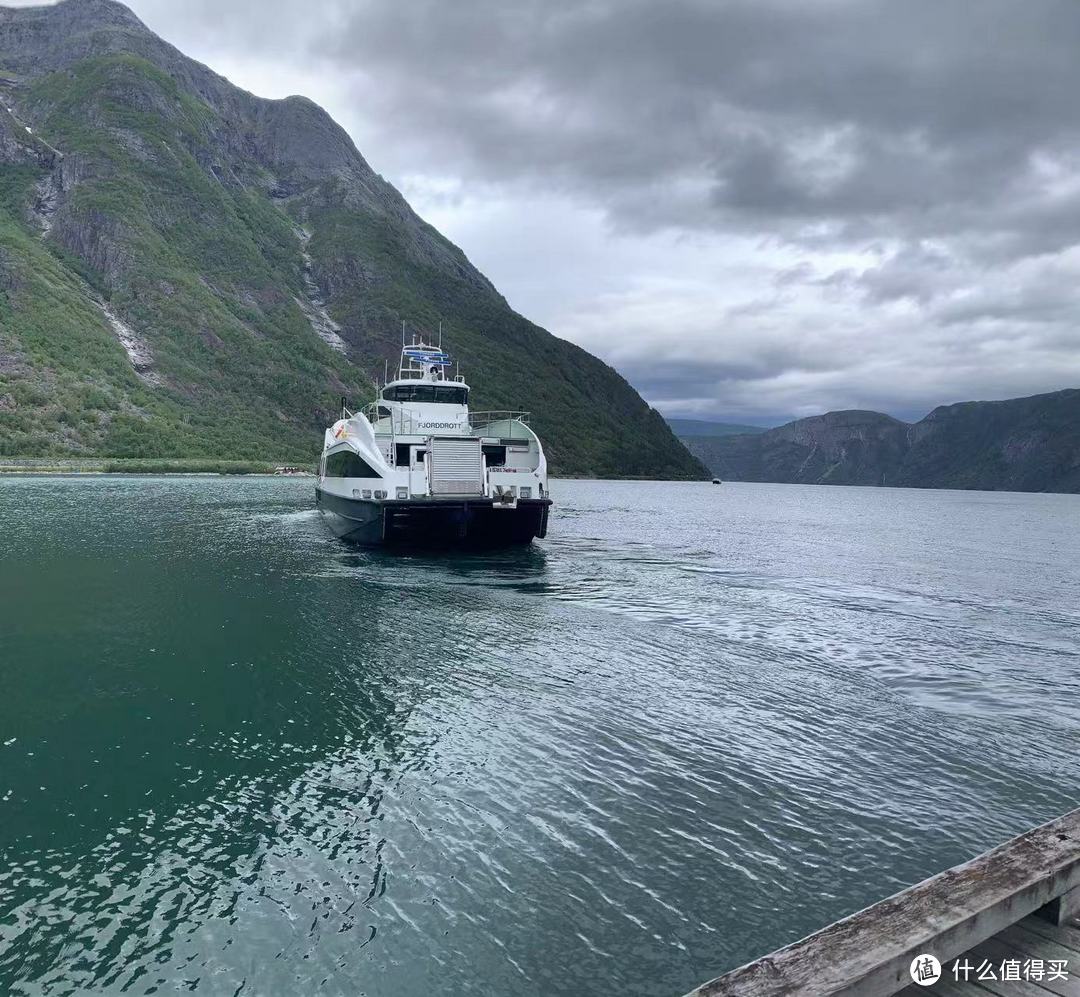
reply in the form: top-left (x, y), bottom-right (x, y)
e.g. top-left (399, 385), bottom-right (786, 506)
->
top-left (665, 417), bottom-right (767, 438)
top-left (686, 389), bottom-right (1080, 494)
top-left (0, 0), bottom-right (707, 479)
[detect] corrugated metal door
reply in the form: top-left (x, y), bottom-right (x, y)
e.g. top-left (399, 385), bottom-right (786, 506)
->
top-left (430, 438), bottom-right (483, 495)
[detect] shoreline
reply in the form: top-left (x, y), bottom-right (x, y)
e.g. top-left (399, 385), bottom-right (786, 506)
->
top-left (0, 459), bottom-right (312, 476)
top-left (0, 460), bottom-right (709, 481)
top-left (0, 470), bottom-right (313, 477)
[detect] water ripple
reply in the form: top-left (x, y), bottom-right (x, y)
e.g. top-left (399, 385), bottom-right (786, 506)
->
top-left (1, 477), bottom-right (1078, 996)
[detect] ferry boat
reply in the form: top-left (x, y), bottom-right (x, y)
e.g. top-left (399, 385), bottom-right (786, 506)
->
top-left (315, 339), bottom-right (552, 545)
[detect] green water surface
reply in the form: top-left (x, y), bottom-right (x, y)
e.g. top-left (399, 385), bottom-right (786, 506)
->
top-left (1, 476), bottom-right (1079, 996)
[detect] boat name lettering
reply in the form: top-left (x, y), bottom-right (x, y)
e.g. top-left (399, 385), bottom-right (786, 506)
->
top-left (420, 422), bottom-right (462, 429)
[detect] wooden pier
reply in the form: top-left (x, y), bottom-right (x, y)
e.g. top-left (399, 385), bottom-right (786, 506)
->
top-left (684, 808), bottom-right (1080, 997)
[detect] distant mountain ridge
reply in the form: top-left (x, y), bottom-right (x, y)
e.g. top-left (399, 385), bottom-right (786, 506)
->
top-left (664, 417), bottom-right (767, 438)
top-left (682, 389), bottom-right (1080, 493)
top-left (0, 0), bottom-right (707, 478)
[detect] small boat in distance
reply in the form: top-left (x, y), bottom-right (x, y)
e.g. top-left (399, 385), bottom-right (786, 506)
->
top-left (315, 338), bottom-right (552, 545)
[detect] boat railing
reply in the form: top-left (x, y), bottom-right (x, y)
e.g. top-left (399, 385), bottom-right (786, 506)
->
top-left (468, 411), bottom-right (532, 440)
top-left (360, 405), bottom-right (463, 437)
top-left (360, 405), bottom-right (532, 441)
top-left (361, 402), bottom-right (408, 432)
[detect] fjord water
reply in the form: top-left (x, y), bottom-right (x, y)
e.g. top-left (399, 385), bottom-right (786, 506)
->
top-left (1, 477), bottom-right (1078, 997)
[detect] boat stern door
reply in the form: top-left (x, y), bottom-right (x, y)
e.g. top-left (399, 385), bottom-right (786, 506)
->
top-left (429, 437), bottom-right (484, 496)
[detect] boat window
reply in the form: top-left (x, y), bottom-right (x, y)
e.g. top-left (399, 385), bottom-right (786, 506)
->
top-left (325, 450), bottom-right (381, 478)
top-left (415, 449), bottom-right (427, 465)
top-left (382, 384), bottom-right (468, 404)
top-left (395, 443), bottom-right (410, 467)
top-left (482, 444), bottom-right (506, 467)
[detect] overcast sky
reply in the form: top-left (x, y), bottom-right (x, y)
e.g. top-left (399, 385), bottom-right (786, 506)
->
top-left (15, 0), bottom-right (1080, 423)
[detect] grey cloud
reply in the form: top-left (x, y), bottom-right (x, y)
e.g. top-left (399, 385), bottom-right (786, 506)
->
top-left (127, 0), bottom-right (1080, 258)
top-left (309, 0), bottom-right (1080, 239)
top-left (298, 0), bottom-right (1080, 406)
top-left (81, 0), bottom-right (1080, 420)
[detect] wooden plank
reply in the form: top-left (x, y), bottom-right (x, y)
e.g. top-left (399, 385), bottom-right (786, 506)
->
top-left (1021, 914), bottom-right (1080, 956)
top-left (991, 925), bottom-right (1079, 997)
top-left (878, 929), bottom-right (1071, 996)
top-left (1009, 921), bottom-right (1080, 966)
top-left (897, 970), bottom-right (1007, 995)
top-left (977, 975), bottom-right (1060, 997)
top-left (926, 978), bottom-right (994, 996)
top-left (949, 935), bottom-right (1062, 997)
top-left (969, 967), bottom-right (1060, 997)
top-left (685, 807), bottom-right (1080, 997)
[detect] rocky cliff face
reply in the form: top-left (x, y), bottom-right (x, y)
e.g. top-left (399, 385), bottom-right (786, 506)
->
top-left (0, 0), bottom-right (707, 476)
top-left (683, 390), bottom-right (1080, 493)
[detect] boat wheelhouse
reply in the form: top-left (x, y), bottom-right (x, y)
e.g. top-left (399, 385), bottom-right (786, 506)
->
top-left (315, 339), bottom-right (552, 545)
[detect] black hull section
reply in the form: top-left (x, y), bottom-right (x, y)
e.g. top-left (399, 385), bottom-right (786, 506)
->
top-left (315, 488), bottom-right (551, 547)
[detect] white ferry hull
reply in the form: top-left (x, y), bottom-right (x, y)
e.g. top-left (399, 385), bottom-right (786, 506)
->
top-left (316, 487), bottom-right (551, 547)
top-left (316, 337), bottom-right (551, 548)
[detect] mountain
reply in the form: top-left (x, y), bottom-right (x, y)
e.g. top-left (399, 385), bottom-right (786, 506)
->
top-left (688, 389), bottom-right (1080, 493)
top-left (665, 417), bottom-right (767, 438)
top-left (0, 0), bottom-right (707, 479)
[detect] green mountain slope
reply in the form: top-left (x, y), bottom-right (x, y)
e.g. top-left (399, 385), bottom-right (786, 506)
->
top-left (0, 0), bottom-right (707, 478)
top-left (689, 390), bottom-right (1080, 493)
